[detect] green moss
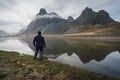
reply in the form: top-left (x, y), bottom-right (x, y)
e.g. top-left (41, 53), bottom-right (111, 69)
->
top-left (0, 50), bottom-right (119, 80)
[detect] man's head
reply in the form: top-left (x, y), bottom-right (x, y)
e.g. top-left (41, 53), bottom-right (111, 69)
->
top-left (38, 31), bottom-right (41, 35)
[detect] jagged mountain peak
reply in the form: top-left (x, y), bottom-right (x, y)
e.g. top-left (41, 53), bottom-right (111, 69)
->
top-left (37, 8), bottom-right (47, 15)
top-left (98, 10), bottom-right (109, 15)
top-left (93, 9), bottom-right (115, 24)
top-left (36, 9), bottom-right (63, 19)
top-left (75, 7), bottom-right (96, 25)
top-left (75, 7), bottom-right (115, 25)
top-left (98, 10), bottom-right (107, 13)
top-left (79, 7), bottom-right (95, 17)
top-left (67, 16), bottom-right (74, 22)
top-left (84, 7), bottom-right (93, 12)
top-left (82, 7), bottom-right (95, 15)
top-left (97, 9), bottom-right (109, 16)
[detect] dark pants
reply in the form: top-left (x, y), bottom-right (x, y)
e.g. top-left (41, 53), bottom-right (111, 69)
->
top-left (34, 47), bottom-right (43, 60)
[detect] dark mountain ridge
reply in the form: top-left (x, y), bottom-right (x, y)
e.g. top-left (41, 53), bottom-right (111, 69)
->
top-left (75, 7), bottom-right (115, 25)
top-left (19, 7), bottom-right (118, 35)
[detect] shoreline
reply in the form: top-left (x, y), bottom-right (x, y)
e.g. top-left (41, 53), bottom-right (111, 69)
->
top-left (1, 33), bottom-right (120, 39)
top-left (44, 34), bottom-right (120, 41)
top-left (0, 50), bottom-right (120, 80)
top-left (1, 34), bottom-right (120, 42)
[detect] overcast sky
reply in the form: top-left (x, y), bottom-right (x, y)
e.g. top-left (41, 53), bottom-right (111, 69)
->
top-left (0, 0), bottom-right (120, 33)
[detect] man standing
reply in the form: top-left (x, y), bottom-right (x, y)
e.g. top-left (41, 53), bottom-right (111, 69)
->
top-left (33, 31), bottom-right (46, 60)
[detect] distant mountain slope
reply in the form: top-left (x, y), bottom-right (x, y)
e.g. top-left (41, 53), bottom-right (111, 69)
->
top-left (65, 22), bottom-right (120, 36)
top-left (19, 7), bottom-right (118, 35)
top-left (0, 30), bottom-right (8, 36)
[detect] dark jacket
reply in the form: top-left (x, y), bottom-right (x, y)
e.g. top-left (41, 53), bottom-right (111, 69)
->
top-left (33, 35), bottom-right (46, 47)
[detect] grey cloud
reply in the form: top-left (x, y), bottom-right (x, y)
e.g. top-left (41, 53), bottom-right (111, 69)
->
top-left (0, 0), bottom-right (120, 33)
top-left (0, 0), bottom-right (17, 10)
top-left (44, 0), bottom-right (88, 18)
top-left (0, 19), bottom-right (25, 33)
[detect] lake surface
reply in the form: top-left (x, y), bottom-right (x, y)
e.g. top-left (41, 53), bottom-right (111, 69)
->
top-left (0, 36), bottom-right (120, 78)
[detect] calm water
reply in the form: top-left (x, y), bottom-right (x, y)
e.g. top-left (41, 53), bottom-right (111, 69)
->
top-left (0, 37), bottom-right (120, 78)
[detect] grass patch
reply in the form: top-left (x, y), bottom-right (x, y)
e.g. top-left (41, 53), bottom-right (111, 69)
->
top-left (0, 50), bottom-right (119, 80)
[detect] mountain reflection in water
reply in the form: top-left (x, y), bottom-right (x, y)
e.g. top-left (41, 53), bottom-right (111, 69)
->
top-left (49, 51), bottom-right (120, 78)
top-left (0, 37), bottom-right (34, 55)
top-left (22, 37), bottom-right (120, 63)
top-left (0, 37), bottom-right (120, 78)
